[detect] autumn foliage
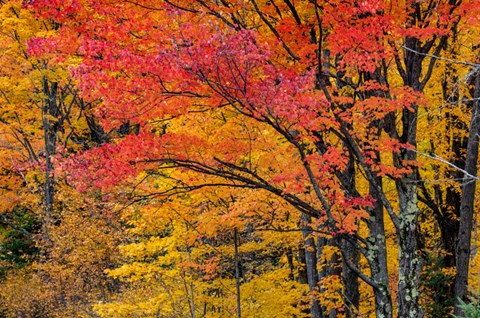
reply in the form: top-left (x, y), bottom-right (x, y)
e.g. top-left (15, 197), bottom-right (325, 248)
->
top-left (1, 0), bottom-right (480, 317)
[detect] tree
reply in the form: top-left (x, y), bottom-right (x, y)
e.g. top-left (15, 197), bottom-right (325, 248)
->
top-left (0, 1), bottom-right (121, 316)
top-left (27, 0), bottom-right (480, 317)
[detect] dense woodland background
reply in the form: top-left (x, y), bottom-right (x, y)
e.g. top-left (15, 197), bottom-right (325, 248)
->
top-left (1, 0), bottom-right (480, 317)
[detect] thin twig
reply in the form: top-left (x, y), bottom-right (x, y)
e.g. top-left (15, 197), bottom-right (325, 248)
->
top-left (414, 149), bottom-right (480, 182)
top-left (401, 45), bottom-right (479, 67)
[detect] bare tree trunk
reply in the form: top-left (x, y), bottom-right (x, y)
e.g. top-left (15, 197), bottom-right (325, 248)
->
top-left (41, 77), bottom-right (59, 248)
top-left (342, 239), bottom-right (359, 318)
top-left (454, 68), bottom-right (480, 317)
top-left (341, 153), bottom-right (359, 318)
top-left (287, 247), bottom-right (295, 281)
top-left (301, 212), bottom-right (322, 318)
top-left (234, 228), bottom-right (242, 318)
top-left (298, 245), bottom-right (308, 284)
top-left (367, 183), bottom-right (392, 318)
top-left (186, 245), bottom-right (196, 318)
top-left (396, 178), bottom-right (423, 318)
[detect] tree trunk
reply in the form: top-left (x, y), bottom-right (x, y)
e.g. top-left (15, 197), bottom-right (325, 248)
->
top-left (298, 245), bottom-right (308, 285)
top-left (341, 152), bottom-right (359, 318)
top-left (41, 77), bottom-right (59, 248)
top-left (287, 247), bottom-right (295, 281)
top-left (392, 30), bottom-right (427, 316)
top-left (367, 183), bottom-right (393, 318)
top-left (394, 101), bottom-right (423, 317)
top-left (301, 212), bottom-right (322, 318)
top-left (234, 228), bottom-right (242, 318)
top-left (396, 175), bottom-right (423, 318)
top-left (342, 239), bottom-right (359, 318)
top-left (454, 68), bottom-right (480, 317)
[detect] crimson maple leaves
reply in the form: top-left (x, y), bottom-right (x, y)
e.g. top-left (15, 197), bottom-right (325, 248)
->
top-left (21, 0), bottom-right (480, 316)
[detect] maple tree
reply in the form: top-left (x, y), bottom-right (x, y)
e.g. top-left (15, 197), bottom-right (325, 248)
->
top-left (0, 0), bottom-right (479, 317)
top-left (27, 0), bottom-right (480, 316)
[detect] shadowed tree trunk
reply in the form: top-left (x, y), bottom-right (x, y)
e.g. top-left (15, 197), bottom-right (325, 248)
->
top-left (367, 181), bottom-right (392, 318)
top-left (41, 77), bottom-right (59, 247)
top-left (454, 68), bottom-right (480, 317)
top-left (301, 212), bottom-right (322, 318)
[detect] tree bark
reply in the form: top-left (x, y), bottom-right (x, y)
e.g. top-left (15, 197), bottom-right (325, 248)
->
top-left (394, 105), bottom-right (423, 318)
top-left (41, 77), bottom-right (59, 247)
top-left (396, 178), bottom-right (423, 318)
top-left (454, 68), bottom-right (480, 317)
top-left (342, 239), bottom-right (359, 318)
top-left (301, 212), bottom-right (322, 318)
top-left (367, 183), bottom-right (392, 318)
top-left (234, 228), bottom-right (242, 318)
top-left (298, 245), bottom-right (308, 285)
top-left (341, 152), bottom-right (359, 318)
